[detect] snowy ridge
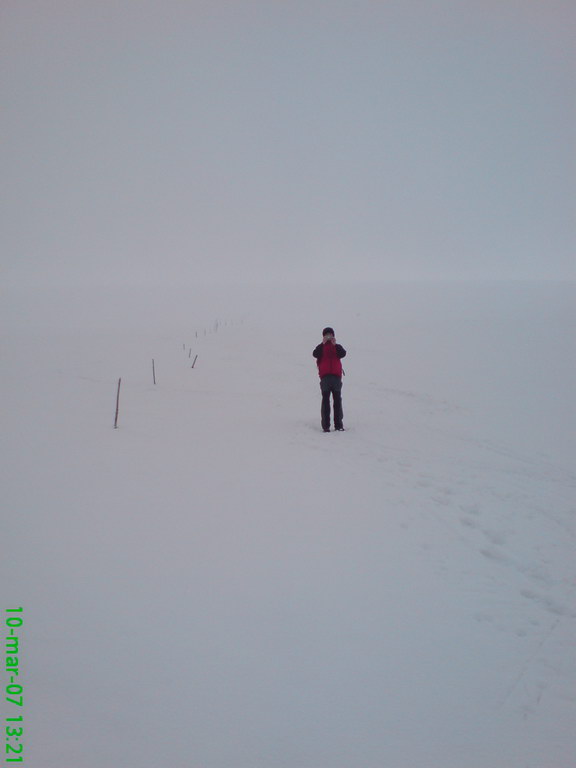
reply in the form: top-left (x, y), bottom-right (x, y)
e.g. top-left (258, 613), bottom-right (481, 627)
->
top-left (1, 281), bottom-right (575, 768)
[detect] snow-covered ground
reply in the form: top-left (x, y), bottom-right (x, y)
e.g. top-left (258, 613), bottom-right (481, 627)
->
top-left (1, 280), bottom-right (575, 768)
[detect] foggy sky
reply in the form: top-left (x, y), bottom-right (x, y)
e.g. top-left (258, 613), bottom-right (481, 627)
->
top-left (2, 0), bottom-right (575, 288)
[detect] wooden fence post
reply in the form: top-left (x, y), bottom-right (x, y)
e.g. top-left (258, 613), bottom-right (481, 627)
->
top-left (114, 378), bottom-right (122, 428)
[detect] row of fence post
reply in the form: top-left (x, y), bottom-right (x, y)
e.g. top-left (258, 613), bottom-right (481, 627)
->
top-left (113, 346), bottom-right (202, 429)
top-left (113, 317), bottom-right (235, 428)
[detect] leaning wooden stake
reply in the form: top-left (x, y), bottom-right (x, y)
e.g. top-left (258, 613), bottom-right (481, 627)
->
top-left (191, 354), bottom-right (198, 369)
top-left (114, 378), bottom-right (122, 428)
top-left (152, 358), bottom-right (156, 385)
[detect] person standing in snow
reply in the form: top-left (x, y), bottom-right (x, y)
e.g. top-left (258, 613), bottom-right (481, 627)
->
top-left (313, 327), bottom-right (347, 432)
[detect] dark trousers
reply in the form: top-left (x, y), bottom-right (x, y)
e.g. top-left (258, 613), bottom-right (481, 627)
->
top-left (320, 375), bottom-right (343, 430)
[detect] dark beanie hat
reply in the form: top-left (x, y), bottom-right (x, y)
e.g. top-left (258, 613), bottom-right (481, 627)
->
top-left (322, 327), bottom-right (335, 336)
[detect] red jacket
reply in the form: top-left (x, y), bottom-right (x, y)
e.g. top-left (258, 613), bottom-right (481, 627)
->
top-left (313, 341), bottom-right (346, 378)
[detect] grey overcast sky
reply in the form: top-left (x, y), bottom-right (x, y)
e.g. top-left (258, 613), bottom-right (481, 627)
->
top-left (1, 0), bottom-right (575, 288)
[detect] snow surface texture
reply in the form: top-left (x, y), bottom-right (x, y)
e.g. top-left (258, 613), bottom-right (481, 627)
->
top-left (1, 281), bottom-right (575, 768)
